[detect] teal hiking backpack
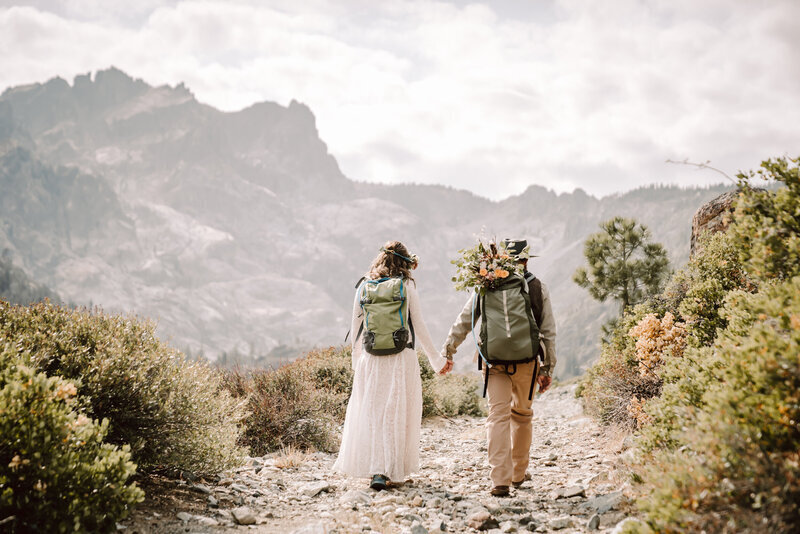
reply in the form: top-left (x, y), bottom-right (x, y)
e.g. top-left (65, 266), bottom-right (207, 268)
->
top-left (472, 271), bottom-right (543, 399)
top-left (355, 277), bottom-right (415, 356)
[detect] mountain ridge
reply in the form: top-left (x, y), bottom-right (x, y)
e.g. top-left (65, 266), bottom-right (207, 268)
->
top-left (0, 68), bottom-right (731, 377)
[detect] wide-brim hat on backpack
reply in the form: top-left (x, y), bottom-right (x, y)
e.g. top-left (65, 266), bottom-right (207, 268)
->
top-left (502, 238), bottom-right (538, 259)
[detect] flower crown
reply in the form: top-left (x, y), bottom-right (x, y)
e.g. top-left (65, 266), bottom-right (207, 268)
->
top-left (381, 247), bottom-right (419, 266)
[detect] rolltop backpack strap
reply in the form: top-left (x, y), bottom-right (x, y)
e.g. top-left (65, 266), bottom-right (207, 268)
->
top-left (483, 362), bottom-right (489, 398)
top-left (524, 271), bottom-right (545, 400)
top-left (529, 355), bottom-right (541, 401)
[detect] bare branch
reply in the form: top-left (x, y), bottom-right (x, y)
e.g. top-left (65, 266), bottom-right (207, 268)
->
top-left (665, 158), bottom-right (737, 184)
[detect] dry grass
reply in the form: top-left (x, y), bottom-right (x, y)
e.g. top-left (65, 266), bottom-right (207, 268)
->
top-left (273, 445), bottom-right (309, 469)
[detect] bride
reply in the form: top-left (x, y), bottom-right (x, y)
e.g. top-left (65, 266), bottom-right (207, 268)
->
top-left (333, 241), bottom-right (452, 490)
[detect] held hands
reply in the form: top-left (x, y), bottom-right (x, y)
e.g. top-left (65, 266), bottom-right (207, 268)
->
top-left (439, 359), bottom-right (454, 375)
top-left (536, 374), bottom-right (552, 393)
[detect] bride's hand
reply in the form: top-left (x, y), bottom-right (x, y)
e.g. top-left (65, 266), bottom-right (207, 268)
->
top-left (439, 360), bottom-right (454, 375)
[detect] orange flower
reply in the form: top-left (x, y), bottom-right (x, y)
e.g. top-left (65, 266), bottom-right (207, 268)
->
top-left (495, 268), bottom-right (509, 278)
top-left (479, 268), bottom-right (488, 277)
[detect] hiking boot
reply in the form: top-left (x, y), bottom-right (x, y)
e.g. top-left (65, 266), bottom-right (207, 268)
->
top-left (370, 474), bottom-right (389, 491)
top-left (512, 473), bottom-right (532, 488)
top-left (490, 485), bottom-right (510, 497)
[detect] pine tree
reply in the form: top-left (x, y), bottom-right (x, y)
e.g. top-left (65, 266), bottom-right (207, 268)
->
top-left (573, 217), bottom-right (670, 312)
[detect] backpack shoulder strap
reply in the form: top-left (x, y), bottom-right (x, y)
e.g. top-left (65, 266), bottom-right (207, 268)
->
top-left (525, 272), bottom-right (544, 327)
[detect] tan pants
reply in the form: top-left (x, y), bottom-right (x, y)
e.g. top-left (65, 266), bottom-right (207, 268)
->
top-left (485, 361), bottom-right (536, 487)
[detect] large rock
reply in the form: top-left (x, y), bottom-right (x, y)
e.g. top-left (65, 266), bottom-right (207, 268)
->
top-left (690, 190), bottom-right (739, 255)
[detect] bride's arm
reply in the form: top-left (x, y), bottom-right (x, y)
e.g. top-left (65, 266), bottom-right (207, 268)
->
top-left (350, 282), bottom-right (365, 369)
top-left (407, 282), bottom-right (448, 373)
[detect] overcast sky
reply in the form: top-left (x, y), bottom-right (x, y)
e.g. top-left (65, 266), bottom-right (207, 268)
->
top-left (1, 0), bottom-right (798, 200)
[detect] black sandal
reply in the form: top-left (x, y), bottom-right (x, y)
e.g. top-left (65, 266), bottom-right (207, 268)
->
top-left (370, 474), bottom-right (389, 491)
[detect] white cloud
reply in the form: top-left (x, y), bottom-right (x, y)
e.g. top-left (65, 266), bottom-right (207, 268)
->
top-left (1, 0), bottom-right (798, 199)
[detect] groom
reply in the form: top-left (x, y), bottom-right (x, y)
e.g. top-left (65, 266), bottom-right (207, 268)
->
top-left (438, 239), bottom-right (557, 497)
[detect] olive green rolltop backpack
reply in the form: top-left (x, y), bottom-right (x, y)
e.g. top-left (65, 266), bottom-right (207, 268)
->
top-left (472, 271), bottom-right (542, 398)
top-left (356, 277), bottom-right (415, 355)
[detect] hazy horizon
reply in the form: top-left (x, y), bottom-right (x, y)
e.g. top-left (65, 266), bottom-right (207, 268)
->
top-left (2, 0), bottom-right (798, 200)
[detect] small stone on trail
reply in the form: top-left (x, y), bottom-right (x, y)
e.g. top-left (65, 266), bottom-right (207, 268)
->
top-left (582, 491), bottom-right (624, 513)
top-left (207, 494), bottom-right (218, 507)
top-left (548, 516), bottom-right (573, 530)
top-left (553, 485), bottom-right (586, 499)
top-left (218, 477), bottom-right (234, 486)
top-left (586, 514), bottom-right (601, 530)
top-left (468, 510), bottom-right (500, 531)
top-left (180, 470), bottom-right (198, 482)
top-left (500, 520), bottom-right (518, 532)
top-left (588, 471), bottom-right (609, 484)
top-left (231, 506), bottom-right (257, 525)
top-left (176, 512), bottom-right (191, 522)
top-left (197, 516), bottom-right (219, 526)
top-left (291, 524), bottom-right (327, 534)
top-left (411, 495), bottom-right (423, 507)
top-left (189, 483), bottom-right (211, 494)
top-left (301, 480), bottom-right (331, 497)
top-left (340, 489), bottom-right (372, 506)
top-left (410, 521), bottom-right (428, 534)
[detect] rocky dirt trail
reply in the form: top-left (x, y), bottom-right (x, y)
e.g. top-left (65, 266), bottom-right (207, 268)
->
top-left (121, 385), bottom-right (643, 533)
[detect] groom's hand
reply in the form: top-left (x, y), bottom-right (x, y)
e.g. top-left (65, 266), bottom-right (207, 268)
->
top-left (439, 360), bottom-right (454, 375)
top-left (536, 375), bottom-right (552, 393)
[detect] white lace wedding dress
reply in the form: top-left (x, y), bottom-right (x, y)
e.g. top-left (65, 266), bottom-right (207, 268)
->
top-left (333, 279), bottom-right (448, 481)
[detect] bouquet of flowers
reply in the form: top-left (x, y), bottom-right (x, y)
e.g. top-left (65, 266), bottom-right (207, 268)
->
top-left (451, 239), bottom-right (528, 293)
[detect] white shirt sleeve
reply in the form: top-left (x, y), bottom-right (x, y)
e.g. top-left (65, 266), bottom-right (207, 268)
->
top-left (350, 281), bottom-right (365, 370)
top-left (407, 281), bottom-right (449, 373)
top-left (538, 282), bottom-right (557, 377)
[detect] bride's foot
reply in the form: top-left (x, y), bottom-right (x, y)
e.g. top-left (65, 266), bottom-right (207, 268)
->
top-left (370, 474), bottom-right (389, 491)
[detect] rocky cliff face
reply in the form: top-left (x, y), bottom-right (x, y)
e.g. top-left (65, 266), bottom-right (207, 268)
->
top-left (0, 68), bottom-right (732, 377)
top-left (690, 190), bottom-right (739, 255)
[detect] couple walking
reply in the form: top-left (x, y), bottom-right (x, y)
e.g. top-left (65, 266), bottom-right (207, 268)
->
top-left (333, 240), bottom-right (557, 497)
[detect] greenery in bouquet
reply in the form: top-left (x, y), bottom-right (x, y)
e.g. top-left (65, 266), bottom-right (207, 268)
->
top-left (451, 239), bottom-right (527, 293)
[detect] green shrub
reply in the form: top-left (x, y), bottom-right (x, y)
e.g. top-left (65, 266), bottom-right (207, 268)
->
top-left (221, 347), bottom-right (352, 454)
top-left (675, 232), bottom-right (755, 347)
top-left (0, 347), bottom-right (143, 533)
top-left (0, 301), bottom-right (245, 474)
top-left (578, 302), bottom-right (662, 427)
top-left (579, 157), bottom-right (800, 531)
top-left (303, 346), bottom-right (355, 421)
top-left (224, 347), bottom-right (486, 454)
top-left (580, 231), bottom-right (754, 429)
top-left (730, 156), bottom-right (800, 282)
top-left (638, 278), bottom-right (800, 533)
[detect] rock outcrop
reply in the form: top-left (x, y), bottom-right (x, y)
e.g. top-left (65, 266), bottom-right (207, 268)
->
top-left (690, 190), bottom-right (740, 256)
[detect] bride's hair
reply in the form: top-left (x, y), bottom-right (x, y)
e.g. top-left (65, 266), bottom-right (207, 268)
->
top-left (367, 241), bottom-right (415, 282)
